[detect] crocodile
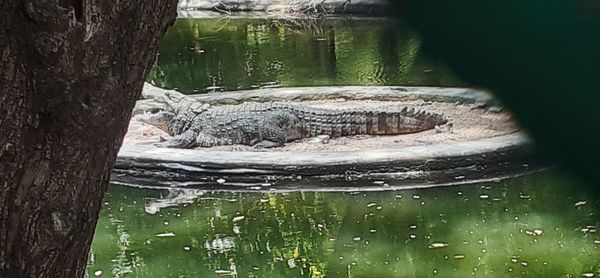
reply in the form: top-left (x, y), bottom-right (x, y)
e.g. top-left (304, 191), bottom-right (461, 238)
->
top-left (139, 91), bottom-right (448, 148)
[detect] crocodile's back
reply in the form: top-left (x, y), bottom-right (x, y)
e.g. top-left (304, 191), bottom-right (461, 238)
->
top-left (200, 102), bottom-right (447, 140)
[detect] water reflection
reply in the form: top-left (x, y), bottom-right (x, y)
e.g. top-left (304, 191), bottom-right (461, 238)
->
top-left (145, 189), bottom-right (206, 215)
top-left (89, 170), bottom-right (600, 277)
top-left (147, 18), bottom-right (463, 94)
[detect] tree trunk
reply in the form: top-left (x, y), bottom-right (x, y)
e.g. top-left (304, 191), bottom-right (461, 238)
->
top-left (0, 0), bottom-right (177, 277)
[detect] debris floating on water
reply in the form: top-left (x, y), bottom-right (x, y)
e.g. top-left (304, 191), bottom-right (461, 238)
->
top-left (525, 229), bottom-right (543, 236)
top-left (232, 216), bottom-right (245, 222)
top-left (287, 259), bottom-right (297, 269)
top-left (156, 232), bottom-right (176, 237)
top-left (428, 242), bottom-right (448, 249)
top-left (580, 225), bottom-right (597, 233)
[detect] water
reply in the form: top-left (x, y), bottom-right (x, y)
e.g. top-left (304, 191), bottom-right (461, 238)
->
top-left (89, 170), bottom-right (600, 277)
top-left (90, 18), bottom-right (600, 277)
top-left (147, 17), bottom-right (463, 94)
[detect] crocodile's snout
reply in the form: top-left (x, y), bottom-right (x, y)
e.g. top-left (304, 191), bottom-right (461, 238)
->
top-left (137, 110), bottom-right (175, 133)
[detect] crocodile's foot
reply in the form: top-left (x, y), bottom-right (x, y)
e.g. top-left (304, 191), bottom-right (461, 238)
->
top-left (154, 130), bottom-right (196, 148)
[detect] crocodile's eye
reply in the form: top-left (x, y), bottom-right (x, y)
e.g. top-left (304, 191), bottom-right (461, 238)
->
top-left (147, 108), bottom-right (163, 114)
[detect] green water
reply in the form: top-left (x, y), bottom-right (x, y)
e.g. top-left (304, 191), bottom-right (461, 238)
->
top-left (147, 18), bottom-right (463, 94)
top-left (91, 18), bottom-right (599, 277)
top-left (89, 170), bottom-right (600, 277)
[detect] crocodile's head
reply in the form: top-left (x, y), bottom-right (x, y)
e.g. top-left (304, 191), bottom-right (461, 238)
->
top-left (138, 90), bottom-right (209, 135)
top-left (137, 110), bottom-right (176, 133)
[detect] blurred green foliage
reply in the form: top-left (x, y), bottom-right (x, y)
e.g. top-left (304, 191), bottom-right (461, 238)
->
top-left (393, 0), bottom-right (600, 182)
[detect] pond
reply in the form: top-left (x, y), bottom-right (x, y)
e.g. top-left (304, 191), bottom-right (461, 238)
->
top-left (89, 170), bottom-right (599, 277)
top-left (89, 17), bottom-right (600, 277)
top-left (147, 17), bottom-right (463, 94)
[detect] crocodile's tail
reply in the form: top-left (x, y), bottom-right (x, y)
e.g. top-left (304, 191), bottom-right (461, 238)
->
top-left (292, 106), bottom-right (448, 138)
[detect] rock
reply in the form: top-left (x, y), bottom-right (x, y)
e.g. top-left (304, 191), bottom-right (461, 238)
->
top-left (339, 138), bottom-right (349, 145)
top-left (435, 123), bottom-right (454, 133)
top-left (208, 145), bottom-right (255, 151)
top-left (470, 102), bottom-right (488, 110)
top-left (310, 135), bottom-right (330, 144)
top-left (487, 106), bottom-right (503, 113)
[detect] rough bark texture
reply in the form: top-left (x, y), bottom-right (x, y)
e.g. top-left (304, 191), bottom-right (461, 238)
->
top-left (0, 0), bottom-right (177, 277)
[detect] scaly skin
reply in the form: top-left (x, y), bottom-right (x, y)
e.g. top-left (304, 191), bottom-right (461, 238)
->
top-left (139, 91), bottom-right (448, 148)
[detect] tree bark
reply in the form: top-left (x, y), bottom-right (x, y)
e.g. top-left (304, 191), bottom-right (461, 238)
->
top-left (0, 0), bottom-right (177, 277)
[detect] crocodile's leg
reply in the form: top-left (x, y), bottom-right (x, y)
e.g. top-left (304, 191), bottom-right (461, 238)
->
top-left (154, 129), bottom-right (197, 148)
top-left (252, 127), bottom-right (286, 148)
